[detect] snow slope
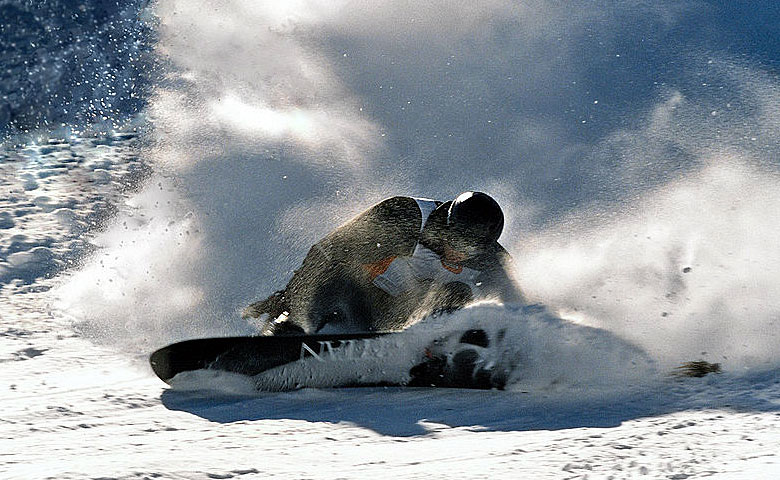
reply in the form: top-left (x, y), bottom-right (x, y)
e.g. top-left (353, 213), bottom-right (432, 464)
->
top-left (3, 276), bottom-right (779, 479)
top-left (2, 0), bottom-right (780, 478)
top-left (1, 120), bottom-right (778, 480)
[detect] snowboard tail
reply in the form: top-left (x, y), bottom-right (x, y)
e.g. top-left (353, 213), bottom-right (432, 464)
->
top-left (150, 332), bottom-right (392, 384)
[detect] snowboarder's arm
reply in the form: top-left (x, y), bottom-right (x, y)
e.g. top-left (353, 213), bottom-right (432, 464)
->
top-left (314, 196), bottom-right (422, 265)
top-left (477, 246), bottom-right (526, 305)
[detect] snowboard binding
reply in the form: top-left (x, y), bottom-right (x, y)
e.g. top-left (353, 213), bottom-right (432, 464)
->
top-left (408, 329), bottom-right (508, 390)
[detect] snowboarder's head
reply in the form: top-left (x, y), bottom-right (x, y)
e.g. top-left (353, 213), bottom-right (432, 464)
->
top-left (444, 191), bottom-right (504, 258)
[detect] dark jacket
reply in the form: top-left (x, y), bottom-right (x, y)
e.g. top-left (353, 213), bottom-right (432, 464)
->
top-left (282, 196), bottom-right (523, 332)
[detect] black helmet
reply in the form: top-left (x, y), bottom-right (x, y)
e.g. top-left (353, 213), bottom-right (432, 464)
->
top-left (446, 191), bottom-right (504, 246)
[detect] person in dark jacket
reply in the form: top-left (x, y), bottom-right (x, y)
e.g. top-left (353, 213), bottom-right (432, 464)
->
top-left (243, 191), bottom-right (524, 335)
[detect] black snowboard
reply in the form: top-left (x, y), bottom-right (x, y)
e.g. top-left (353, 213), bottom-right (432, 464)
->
top-left (149, 331), bottom-right (393, 384)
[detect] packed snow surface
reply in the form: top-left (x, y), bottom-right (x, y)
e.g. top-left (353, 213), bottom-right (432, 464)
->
top-left (2, 0), bottom-right (779, 478)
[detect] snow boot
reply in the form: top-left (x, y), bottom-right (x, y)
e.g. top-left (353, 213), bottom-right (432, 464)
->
top-left (408, 329), bottom-right (506, 389)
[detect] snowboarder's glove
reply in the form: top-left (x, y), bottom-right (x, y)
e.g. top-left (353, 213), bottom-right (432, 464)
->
top-left (241, 290), bottom-right (289, 319)
top-left (430, 282), bottom-right (473, 316)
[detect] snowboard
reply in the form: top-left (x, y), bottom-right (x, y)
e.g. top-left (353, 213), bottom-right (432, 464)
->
top-left (149, 331), bottom-right (393, 385)
top-left (150, 328), bottom-right (507, 391)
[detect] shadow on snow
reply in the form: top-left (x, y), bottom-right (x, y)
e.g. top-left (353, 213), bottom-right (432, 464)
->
top-left (159, 368), bottom-right (779, 437)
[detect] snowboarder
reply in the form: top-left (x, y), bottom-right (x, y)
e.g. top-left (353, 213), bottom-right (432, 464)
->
top-left (243, 191), bottom-right (523, 337)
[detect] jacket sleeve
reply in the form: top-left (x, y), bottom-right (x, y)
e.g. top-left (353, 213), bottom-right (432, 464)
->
top-left (314, 196), bottom-right (422, 266)
top-left (476, 246), bottom-right (526, 305)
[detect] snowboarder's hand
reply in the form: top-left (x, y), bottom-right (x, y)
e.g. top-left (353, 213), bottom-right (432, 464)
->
top-left (242, 290), bottom-right (289, 319)
top-left (429, 282), bottom-right (473, 317)
top-left (241, 302), bottom-right (265, 319)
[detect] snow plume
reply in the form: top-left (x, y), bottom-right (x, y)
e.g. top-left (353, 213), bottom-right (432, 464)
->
top-left (0, 0), bottom-right (155, 136)
top-left (516, 74), bottom-right (780, 372)
top-left (56, 0), bottom-right (779, 385)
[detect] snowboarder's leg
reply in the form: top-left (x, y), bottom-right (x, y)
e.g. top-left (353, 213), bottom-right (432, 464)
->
top-left (306, 276), bottom-right (374, 332)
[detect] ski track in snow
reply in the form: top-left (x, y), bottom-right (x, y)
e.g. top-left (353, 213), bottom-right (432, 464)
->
top-left (1, 135), bottom-right (778, 479)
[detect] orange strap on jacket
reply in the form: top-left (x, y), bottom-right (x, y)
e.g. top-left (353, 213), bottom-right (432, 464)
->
top-left (362, 257), bottom-right (397, 280)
